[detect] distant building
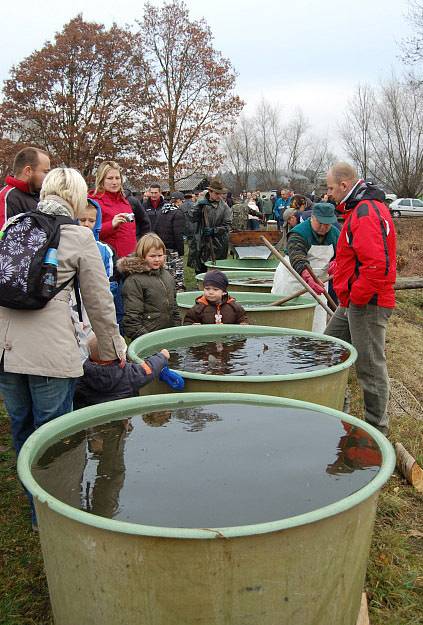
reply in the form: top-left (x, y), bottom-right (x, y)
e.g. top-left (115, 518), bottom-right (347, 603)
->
top-left (158, 173), bottom-right (209, 194)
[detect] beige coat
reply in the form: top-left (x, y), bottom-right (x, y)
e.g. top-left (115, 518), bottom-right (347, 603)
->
top-left (0, 224), bottom-right (123, 378)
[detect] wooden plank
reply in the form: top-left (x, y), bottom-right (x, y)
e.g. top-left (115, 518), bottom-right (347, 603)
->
top-left (229, 230), bottom-right (282, 246)
top-left (356, 593), bottom-right (370, 625)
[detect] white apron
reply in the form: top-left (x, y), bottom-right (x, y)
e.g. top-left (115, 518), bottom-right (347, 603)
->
top-left (271, 244), bottom-right (334, 333)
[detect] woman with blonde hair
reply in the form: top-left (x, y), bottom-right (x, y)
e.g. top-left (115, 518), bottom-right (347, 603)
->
top-left (118, 233), bottom-right (181, 340)
top-left (89, 160), bottom-right (137, 258)
top-left (0, 167), bottom-right (124, 528)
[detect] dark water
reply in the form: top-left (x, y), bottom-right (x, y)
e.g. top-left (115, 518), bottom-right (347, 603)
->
top-left (33, 404), bottom-right (381, 528)
top-left (162, 335), bottom-right (349, 376)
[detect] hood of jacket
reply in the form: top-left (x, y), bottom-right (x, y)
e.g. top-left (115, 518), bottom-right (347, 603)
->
top-left (336, 180), bottom-right (386, 216)
top-left (117, 254), bottom-right (164, 276)
top-left (196, 293), bottom-right (234, 306)
top-left (86, 197), bottom-right (102, 241)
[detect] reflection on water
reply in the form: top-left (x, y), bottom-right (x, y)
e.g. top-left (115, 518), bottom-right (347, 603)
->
top-left (238, 278), bottom-right (274, 285)
top-left (162, 335), bottom-right (349, 376)
top-left (33, 404), bottom-right (381, 528)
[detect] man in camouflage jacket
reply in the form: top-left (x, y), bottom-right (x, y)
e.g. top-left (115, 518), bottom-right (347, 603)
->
top-left (186, 179), bottom-right (232, 273)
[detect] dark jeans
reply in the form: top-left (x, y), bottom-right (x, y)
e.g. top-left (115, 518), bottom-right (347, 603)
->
top-left (111, 280), bottom-right (125, 335)
top-left (324, 304), bottom-right (392, 434)
top-left (248, 219), bottom-right (260, 230)
top-left (0, 372), bottom-right (76, 522)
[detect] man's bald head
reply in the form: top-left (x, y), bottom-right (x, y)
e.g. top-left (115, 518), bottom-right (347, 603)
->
top-left (327, 162), bottom-right (358, 204)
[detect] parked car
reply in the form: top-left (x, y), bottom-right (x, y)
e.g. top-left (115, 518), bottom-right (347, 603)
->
top-left (389, 198), bottom-right (423, 217)
top-left (384, 193), bottom-right (397, 205)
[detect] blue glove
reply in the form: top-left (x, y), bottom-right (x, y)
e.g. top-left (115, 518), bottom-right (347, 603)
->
top-left (203, 226), bottom-right (214, 237)
top-left (159, 366), bottom-right (185, 391)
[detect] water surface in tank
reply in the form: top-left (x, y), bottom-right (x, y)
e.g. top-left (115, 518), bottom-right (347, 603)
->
top-left (33, 403), bottom-right (381, 528)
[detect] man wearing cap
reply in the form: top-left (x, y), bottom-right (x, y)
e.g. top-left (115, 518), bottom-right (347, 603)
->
top-left (271, 202), bottom-right (339, 332)
top-left (325, 162), bottom-right (396, 435)
top-left (154, 191), bottom-right (186, 290)
top-left (187, 178), bottom-right (232, 273)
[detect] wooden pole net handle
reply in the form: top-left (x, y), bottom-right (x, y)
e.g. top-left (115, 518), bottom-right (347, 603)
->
top-left (259, 236), bottom-right (334, 317)
top-left (269, 277), bottom-right (330, 307)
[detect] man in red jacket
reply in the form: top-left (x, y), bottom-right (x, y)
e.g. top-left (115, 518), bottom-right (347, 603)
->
top-left (325, 162), bottom-right (396, 436)
top-left (0, 147), bottom-right (50, 228)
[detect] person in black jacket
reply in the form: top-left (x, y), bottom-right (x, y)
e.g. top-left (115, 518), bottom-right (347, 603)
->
top-left (155, 191), bottom-right (186, 291)
top-left (124, 188), bottom-right (151, 240)
top-left (0, 147), bottom-right (51, 228)
top-left (143, 184), bottom-right (165, 231)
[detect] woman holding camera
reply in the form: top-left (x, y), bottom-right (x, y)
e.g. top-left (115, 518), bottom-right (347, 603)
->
top-left (89, 161), bottom-right (137, 258)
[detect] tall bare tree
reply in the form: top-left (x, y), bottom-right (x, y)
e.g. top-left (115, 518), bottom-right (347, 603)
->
top-left (284, 109), bottom-right (309, 171)
top-left (341, 78), bottom-right (423, 196)
top-left (252, 99), bottom-right (285, 188)
top-left (340, 84), bottom-right (374, 179)
top-left (223, 116), bottom-right (254, 193)
top-left (401, 0), bottom-right (423, 68)
top-left (372, 79), bottom-right (423, 196)
top-left (137, 0), bottom-right (243, 190)
top-left (0, 15), bottom-right (154, 181)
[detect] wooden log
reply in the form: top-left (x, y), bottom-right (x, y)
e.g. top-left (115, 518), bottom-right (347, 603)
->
top-left (395, 443), bottom-right (423, 492)
top-left (394, 276), bottom-right (423, 290)
top-left (356, 593), bottom-right (370, 625)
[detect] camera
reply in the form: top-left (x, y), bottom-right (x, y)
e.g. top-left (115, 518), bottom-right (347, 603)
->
top-left (124, 213), bottom-right (135, 222)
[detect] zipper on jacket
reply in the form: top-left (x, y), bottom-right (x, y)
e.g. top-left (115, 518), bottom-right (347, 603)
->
top-left (158, 276), bottom-right (170, 315)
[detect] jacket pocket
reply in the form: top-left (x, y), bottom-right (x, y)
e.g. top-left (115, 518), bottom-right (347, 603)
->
top-left (144, 311), bottom-right (162, 332)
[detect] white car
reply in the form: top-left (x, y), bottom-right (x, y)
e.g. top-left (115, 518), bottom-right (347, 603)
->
top-left (389, 198), bottom-right (423, 217)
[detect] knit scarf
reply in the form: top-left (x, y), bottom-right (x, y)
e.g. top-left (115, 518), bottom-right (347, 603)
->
top-left (38, 195), bottom-right (74, 218)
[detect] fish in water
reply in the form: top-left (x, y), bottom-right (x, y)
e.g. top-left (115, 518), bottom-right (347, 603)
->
top-left (208, 354), bottom-right (218, 367)
top-left (263, 343), bottom-right (269, 352)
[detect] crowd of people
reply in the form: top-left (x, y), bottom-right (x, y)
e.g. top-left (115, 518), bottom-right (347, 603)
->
top-left (0, 147), bottom-right (396, 529)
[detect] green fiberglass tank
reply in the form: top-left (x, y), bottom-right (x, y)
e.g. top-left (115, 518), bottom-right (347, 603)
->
top-left (205, 258), bottom-right (278, 271)
top-left (177, 291), bottom-right (315, 330)
top-left (128, 325), bottom-right (357, 410)
top-left (18, 393), bottom-right (395, 625)
top-left (196, 270), bottom-right (274, 292)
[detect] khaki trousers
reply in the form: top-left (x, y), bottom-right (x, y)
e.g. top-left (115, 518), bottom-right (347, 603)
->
top-left (325, 304), bottom-right (393, 435)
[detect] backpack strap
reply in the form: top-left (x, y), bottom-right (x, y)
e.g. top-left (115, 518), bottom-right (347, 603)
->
top-left (73, 275), bottom-right (83, 322)
top-left (47, 214), bottom-right (83, 320)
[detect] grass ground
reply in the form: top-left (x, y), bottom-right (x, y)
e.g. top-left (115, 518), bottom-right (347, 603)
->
top-left (0, 228), bottom-right (422, 625)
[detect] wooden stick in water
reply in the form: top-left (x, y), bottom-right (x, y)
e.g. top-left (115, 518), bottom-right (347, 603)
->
top-left (269, 277), bottom-right (330, 306)
top-left (260, 236), bottom-right (334, 317)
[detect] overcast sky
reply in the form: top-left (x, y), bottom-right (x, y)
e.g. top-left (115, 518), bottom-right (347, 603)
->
top-left (0, 0), bottom-right (414, 153)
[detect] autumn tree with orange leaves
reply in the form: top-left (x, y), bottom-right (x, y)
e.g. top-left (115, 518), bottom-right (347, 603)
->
top-left (136, 1), bottom-right (244, 189)
top-left (0, 6), bottom-right (243, 189)
top-left (0, 15), bottom-right (156, 183)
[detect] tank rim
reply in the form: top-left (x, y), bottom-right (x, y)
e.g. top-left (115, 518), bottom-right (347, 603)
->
top-left (18, 392), bottom-right (395, 540)
top-left (177, 290), bottom-right (316, 311)
top-left (127, 324), bottom-right (358, 382)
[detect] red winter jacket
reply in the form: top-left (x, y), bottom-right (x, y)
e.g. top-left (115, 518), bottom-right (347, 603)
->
top-left (334, 182), bottom-right (396, 308)
top-left (88, 190), bottom-right (137, 258)
top-left (0, 176), bottom-right (39, 228)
